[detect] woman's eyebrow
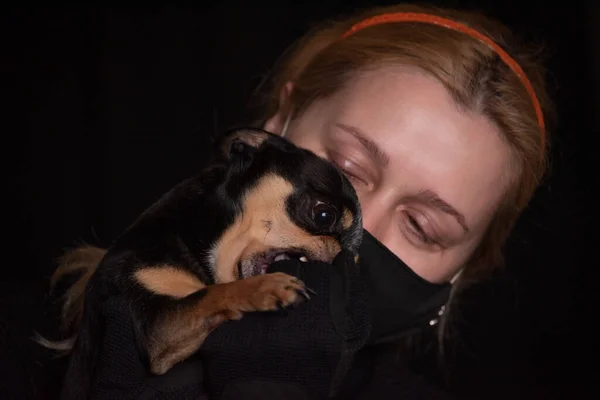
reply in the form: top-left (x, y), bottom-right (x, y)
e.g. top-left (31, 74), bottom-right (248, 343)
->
top-left (334, 123), bottom-right (390, 168)
top-left (409, 190), bottom-right (470, 233)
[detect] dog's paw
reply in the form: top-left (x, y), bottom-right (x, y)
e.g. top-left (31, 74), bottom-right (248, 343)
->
top-left (235, 272), bottom-right (313, 312)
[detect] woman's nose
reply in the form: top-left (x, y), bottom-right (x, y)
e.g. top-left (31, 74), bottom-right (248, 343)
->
top-left (358, 192), bottom-right (392, 239)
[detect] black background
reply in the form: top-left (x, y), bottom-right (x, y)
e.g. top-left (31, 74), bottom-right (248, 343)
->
top-left (2, 1), bottom-right (597, 399)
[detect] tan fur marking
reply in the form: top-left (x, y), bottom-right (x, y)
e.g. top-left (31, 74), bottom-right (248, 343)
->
top-left (342, 207), bottom-right (355, 230)
top-left (134, 266), bottom-right (206, 298)
top-left (210, 174), bottom-right (342, 283)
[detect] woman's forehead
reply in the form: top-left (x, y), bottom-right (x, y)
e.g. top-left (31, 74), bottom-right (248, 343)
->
top-left (323, 67), bottom-right (513, 228)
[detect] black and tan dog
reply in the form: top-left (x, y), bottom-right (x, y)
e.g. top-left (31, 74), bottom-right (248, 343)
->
top-left (43, 128), bottom-right (363, 399)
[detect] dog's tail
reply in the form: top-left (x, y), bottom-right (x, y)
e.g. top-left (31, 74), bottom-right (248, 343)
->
top-left (59, 285), bottom-right (105, 400)
top-left (34, 244), bottom-right (107, 354)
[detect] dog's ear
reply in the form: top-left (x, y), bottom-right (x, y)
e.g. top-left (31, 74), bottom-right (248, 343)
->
top-left (217, 128), bottom-right (273, 159)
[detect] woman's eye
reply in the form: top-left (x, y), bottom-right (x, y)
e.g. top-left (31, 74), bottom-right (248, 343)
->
top-left (405, 213), bottom-right (437, 245)
top-left (328, 153), bottom-right (369, 187)
top-left (338, 166), bottom-right (366, 185)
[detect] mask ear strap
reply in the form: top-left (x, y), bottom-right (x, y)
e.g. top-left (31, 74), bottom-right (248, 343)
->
top-left (280, 112), bottom-right (292, 137)
top-left (450, 269), bottom-right (463, 284)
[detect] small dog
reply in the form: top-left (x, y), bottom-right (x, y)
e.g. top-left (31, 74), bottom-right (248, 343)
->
top-left (43, 128), bottom-right (363, 399)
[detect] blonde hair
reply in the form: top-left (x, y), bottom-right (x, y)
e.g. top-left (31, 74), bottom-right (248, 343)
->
top-left (255, 3), bottom-right (555, 339)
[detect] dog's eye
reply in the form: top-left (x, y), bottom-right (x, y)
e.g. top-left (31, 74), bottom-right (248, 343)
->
top-left (312, 201), bottom-right (337, 230)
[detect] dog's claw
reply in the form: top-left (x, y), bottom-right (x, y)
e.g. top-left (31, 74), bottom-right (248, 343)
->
top-left (290, 278), bottom-right (315, 300)
top-left (296, 288), bottom-right (311, 300)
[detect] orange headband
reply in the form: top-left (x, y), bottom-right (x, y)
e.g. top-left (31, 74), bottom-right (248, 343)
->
top-left (342, 12), bottom-right (546, 152)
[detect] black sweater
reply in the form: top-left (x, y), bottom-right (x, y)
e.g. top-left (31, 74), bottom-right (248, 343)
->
top-left (0, 280), bottom-right (451, 400)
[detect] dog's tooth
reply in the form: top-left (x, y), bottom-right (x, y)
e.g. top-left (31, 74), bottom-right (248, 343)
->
top-left (274, 254), bottom-right (290, 262)
top-left (299, 256), bottom-right (308, 262)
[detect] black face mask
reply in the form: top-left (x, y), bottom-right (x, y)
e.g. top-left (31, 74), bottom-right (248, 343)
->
top-left (359, 230), bottom-right (452, 345)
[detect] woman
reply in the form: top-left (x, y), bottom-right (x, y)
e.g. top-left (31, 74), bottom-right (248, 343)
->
top-left (51, 2), bottom-right (555, 399)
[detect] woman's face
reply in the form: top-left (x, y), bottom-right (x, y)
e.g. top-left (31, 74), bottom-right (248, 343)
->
top-left (265, 66), bottom-right (512, 283)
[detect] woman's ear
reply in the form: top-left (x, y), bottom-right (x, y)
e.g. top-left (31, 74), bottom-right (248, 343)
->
top-left (264, 81), bottom-right (294, 135)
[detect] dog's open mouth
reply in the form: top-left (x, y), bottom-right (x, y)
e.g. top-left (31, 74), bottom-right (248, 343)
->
top-left (238, 248), bottom-right (309, 279)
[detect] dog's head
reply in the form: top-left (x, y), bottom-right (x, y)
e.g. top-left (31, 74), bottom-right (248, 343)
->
top-left (209, 128), bottom-right (363, 282)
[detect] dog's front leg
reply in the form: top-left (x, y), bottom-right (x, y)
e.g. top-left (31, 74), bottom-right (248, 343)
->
top-left (134, 267), bottom-right (310, 375)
